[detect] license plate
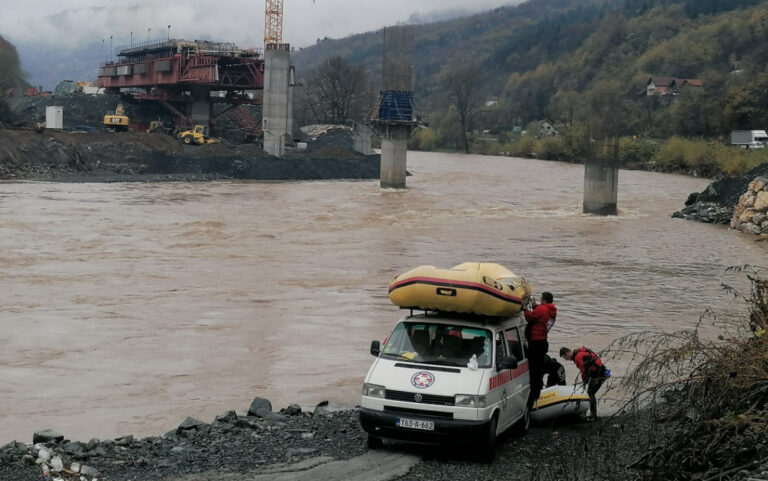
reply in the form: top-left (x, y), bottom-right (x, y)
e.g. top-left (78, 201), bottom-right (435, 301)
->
top-left (396, 417), bottom-right (434, 431)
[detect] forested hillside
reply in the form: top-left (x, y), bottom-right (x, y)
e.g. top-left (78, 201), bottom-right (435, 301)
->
top-left (292, 0), bottom-right (768, 142)
top-left (0, 35), bottom-right (25, 123)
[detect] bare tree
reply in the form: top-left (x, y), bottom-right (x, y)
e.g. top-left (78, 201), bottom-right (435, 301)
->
top-left (442, 65), bottom-right (482, 153)
top-left (301, 55), bottom-right (368, 125)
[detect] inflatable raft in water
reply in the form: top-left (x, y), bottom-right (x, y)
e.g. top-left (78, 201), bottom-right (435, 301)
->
top-left (531, 385), bottom-right (590, 423)
top-left (388, 262), bottom-right (532, 317)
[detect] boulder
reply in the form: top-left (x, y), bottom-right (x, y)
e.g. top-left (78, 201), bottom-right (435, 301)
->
top-left (214, 410), bottom-right (238, 424)
top-left (282, 404), bottom-right (302, 416)
top-left (748, 176), bottom-right (767, 193)
top-left (32, 429), bottom-right (63, 444)
top-left (62, 441), bottom-right (87, 456)
top-left (248, 397), bottom-right (273, 418)
top-left (755, 191), bottom-right (768, 211)
top-left (177, 417), bottom-right (206, 433)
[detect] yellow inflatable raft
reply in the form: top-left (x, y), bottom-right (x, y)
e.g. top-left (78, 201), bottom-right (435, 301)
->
top-left (388, 262), bottom-right (532, 317)
top-left (531, 385), bottom-right (590, 423)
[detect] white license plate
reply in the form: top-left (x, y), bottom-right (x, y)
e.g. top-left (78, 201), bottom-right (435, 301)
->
top-left (396, 417), bottom-right (434, 431)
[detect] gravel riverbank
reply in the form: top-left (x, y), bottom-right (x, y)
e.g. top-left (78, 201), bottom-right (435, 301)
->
top-left (0, 395), bottom-right (659, 481)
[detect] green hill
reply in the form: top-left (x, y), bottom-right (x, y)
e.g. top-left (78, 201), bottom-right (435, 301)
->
top-left (292, 0), bottom-right (768, 140)
top-left (0, 35), bottom-right (26, 123)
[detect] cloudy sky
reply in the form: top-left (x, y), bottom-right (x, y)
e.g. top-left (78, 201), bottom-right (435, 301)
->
top-left (1, 0), bottom-right (521, 50)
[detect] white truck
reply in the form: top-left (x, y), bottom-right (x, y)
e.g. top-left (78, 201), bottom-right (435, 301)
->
top-left (730, 130), bottom-right (767, 149)
top-left (359, 311), bottom-right (530, 462)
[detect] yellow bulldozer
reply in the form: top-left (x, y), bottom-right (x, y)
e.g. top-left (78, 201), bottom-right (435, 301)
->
top-left (177, 125), bottom-right (221, 145)
top-left (103, 104), bottom-right (129, 131)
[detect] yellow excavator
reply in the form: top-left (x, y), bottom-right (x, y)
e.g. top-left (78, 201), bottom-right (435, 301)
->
top-left (177, 125), bottom-right (221, 145)
top-left (103, 104), bottom-right (129, 131)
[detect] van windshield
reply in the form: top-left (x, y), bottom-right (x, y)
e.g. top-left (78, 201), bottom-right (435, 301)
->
top-left (380, 322), bottom-right (492, 368)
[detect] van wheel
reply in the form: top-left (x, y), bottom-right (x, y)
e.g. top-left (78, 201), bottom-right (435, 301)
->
top-left (513, 406), bottom-right (530, 437)
top-left (476, 415), bottom-right (497, 463)
top-left (366, 434), bottom-right (383, 450)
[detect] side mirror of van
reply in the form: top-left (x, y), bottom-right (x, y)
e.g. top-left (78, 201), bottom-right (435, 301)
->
top-left (497, 356), bottom-right (518, 371)
top-left (370, 340), bottom-right (381, 357)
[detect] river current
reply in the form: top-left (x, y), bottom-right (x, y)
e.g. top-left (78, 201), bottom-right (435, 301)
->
top-left (1, 151), bottom-right (766, 444)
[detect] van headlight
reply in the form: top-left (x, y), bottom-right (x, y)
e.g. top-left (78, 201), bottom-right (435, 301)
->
top-left (363, 383), bottom-right (386, 398)
top-left (455, 394), bottom-right (487, 408)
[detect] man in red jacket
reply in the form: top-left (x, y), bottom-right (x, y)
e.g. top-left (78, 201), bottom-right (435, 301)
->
top-left (560, 346), bottom-right (609, 420)
top-left (523, 291), bottom-right (557, 409)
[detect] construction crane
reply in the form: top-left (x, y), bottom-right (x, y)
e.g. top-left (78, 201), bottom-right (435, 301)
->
top-left (264, 0), bottom-right (284, 46)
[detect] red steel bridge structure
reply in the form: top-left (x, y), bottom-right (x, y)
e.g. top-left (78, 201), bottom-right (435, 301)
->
top-left (97, 39), bottom-right (265, 132)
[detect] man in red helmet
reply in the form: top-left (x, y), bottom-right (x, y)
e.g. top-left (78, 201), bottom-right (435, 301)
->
top-left (523, 291), bottom-right (557, 409)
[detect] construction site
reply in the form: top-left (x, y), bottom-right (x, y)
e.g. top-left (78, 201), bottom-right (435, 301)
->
top-left (0, 0), bottom-right (389, 182)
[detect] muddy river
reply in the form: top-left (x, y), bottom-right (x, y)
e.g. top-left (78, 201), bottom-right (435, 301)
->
top-left (1, 151), bottom-right (766, 444)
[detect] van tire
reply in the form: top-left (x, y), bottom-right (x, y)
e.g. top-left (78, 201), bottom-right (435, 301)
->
top-left (512, 406), bottom-right (530, 437)
top-left (476, 414), bottom-right (498, 463)
top-left (366, 434), bottom-right (383, 450)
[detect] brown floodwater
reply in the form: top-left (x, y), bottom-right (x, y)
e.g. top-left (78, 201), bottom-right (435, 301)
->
top-left (1, 151), bottom-right (766, 444)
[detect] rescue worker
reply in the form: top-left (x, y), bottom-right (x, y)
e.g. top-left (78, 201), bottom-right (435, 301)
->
top-left (523, 291), bottom-right (557, 409)
top-left (541, 354), bottom-right (566, 387)
top-left (560, 346), bottom-right (609, 420)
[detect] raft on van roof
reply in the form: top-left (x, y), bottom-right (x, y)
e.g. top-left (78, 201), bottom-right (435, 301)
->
top-left (388, 262), bottom-right (532, 318)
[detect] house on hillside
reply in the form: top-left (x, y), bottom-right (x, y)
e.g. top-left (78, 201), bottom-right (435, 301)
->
top-left (539, 120), bottom-right (559, 137)
top-left (645, 76), bottom-right (703, 98)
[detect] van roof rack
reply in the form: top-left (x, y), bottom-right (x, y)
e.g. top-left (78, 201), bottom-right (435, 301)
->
top-left (401, 307), bottom-right (511, 323)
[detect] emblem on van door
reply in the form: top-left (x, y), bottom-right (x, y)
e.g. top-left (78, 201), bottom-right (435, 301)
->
top-left (414, 393), bottom-right (423, 403)
top-left (411, 371), bottom-right (435, 389)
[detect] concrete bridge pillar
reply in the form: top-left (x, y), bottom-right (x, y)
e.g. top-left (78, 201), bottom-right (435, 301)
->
top-left (263, 43), bottom-right (291, 157)
top-left (583, 140), bottom-right (619, 215)
top-left (381, 125), bottom-right (409, 188)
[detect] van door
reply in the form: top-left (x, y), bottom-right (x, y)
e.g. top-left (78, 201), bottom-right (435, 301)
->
top-left (504, 326), bottom-right (529, 421)
top-left (491, 330), bottom-right (516, 430)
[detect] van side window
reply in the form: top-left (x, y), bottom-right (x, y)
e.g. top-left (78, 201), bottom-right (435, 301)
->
top-left (505, 328), bottom-right (524, 360)
top-left (495, 332), bottom-right (506, 366)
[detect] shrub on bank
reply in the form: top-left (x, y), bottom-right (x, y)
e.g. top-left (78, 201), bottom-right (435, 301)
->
top-left (409, 128), bottom-right (438, 151)
top-left (619, 137), bottom-right (659, 166)
top-left (605, 267), bottom-right (768, 480)
top-left (534, 136), bottom-right (566, 161)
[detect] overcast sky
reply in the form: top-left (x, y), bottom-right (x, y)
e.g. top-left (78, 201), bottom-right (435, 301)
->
top-left (1, 0), bottom-right (520, 50)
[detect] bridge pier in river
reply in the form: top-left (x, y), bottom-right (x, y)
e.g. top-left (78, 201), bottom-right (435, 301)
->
top-left (263, 43), bottom-right (292, 158)
top-left (583, 139), bottom-right (619, 215)
top-left (374, 26), bottom-right (415, 189)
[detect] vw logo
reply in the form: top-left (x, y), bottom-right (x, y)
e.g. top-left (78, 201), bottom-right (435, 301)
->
top-left (414, 393), bottom-right (423, 403)
top-left (411, 371), bottom-right (435, 389)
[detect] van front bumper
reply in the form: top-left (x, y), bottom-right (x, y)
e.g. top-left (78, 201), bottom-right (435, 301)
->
top-left (359, 407), bottom-right (491, 445)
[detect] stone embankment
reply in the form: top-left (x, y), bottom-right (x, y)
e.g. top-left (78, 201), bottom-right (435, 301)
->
top-left (730, 176), bottom-right (768, 236)
top-left (673, 163), bottom-right (768, 230)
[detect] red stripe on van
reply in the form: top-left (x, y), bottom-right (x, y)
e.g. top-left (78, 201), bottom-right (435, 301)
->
top-left (489, 362), bottom-right (529, 390)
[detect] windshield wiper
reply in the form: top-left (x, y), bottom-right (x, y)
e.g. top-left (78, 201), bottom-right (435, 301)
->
top-left (381, 352), bottom-right (420, 361)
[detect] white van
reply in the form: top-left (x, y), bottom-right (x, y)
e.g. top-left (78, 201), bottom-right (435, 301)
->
top-left (359, 310), bottom-right (530, 461)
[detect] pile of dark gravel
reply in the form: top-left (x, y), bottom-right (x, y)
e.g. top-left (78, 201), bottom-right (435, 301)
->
top-left (673, 162), bottom-right (768, 224)
top-left (0, 399), bottom-right (367, 481)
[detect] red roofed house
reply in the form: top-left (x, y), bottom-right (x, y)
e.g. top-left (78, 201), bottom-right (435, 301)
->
top-left (646, 76), bottom-right (703, 97)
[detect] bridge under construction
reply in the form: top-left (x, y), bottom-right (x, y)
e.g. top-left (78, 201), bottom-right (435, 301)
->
top-left (97, 39), bottom-right (265, 137)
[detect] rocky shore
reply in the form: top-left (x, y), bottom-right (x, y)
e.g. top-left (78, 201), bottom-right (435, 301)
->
top-left (0, 395), bottom-right (659, 481)
top-left (672, 163), bottom-right (768, 230)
